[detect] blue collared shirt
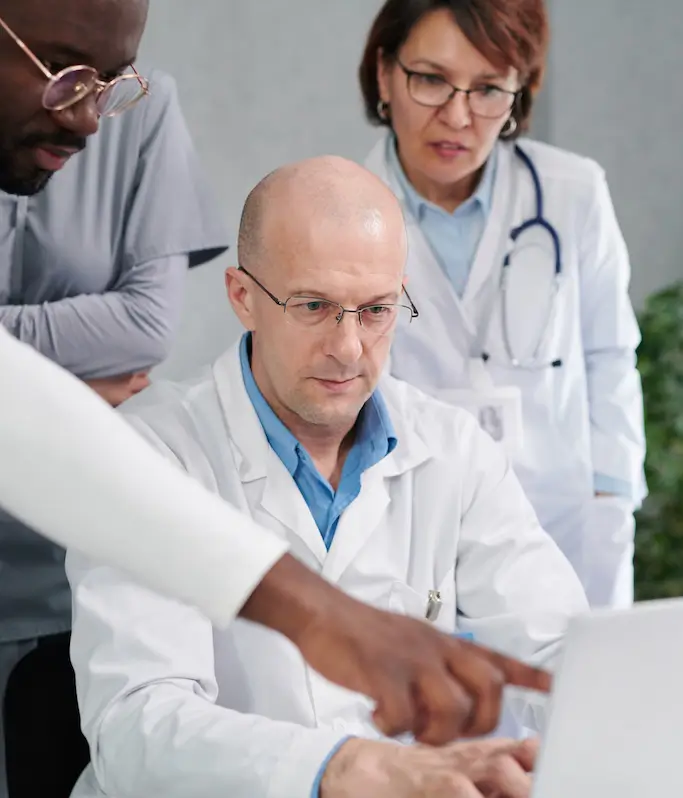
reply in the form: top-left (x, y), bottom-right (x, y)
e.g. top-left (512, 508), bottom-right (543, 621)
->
top-left (240, 334), bottom-right (397, 797)
top-left (387, 135), bottom-right (497, 299)
top-left (239, 334), bottom-right (397, 549)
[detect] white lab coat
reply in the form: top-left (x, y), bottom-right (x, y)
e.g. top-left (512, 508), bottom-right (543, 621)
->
top-left (67, 342), bottom-right (588, 798)
top-left (366, 134), bottom-right (646, 608)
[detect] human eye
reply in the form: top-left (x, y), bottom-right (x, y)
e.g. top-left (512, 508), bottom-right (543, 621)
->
top-left (286, 297), bottom-right (336, 326)
top-left (364, 304), bottom-right (392, 315)
top-left (289, 298), bottom-right (332, 312)
top-left (42, 60), bottom-right (70, 74)
top-left (475, 84), bottom-right (506, 97)
top-left (413, 71), bottom-right (447, 87)
top-left (360, 305), bottom-right (396, 329)
top-left (100, 66), bottom-right (128, 81)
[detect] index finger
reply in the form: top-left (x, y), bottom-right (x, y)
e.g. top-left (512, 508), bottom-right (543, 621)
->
top-left (461, 642), bottom-right (552, 693)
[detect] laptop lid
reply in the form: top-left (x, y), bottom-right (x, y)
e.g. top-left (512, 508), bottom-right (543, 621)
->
top-left (533, 598), bottom-right (683, 798)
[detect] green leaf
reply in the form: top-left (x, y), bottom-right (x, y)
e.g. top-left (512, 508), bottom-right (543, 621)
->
top-left (635, 280), bottom-right (683, 600)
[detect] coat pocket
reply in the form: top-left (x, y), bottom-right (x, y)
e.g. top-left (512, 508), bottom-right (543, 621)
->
top-left (387, 580), bottom-right (457, 634)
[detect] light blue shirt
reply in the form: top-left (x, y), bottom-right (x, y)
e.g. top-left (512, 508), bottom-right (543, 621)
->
top-left (239, 334), bottom-right (397, 549)
top-left (387, 135), bottom-right (497, 298)
top-left (387, 139), bottom-right (631, 500)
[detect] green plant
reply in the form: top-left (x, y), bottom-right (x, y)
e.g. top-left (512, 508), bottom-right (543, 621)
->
top-left (634, 280), bottom-right (683, 599)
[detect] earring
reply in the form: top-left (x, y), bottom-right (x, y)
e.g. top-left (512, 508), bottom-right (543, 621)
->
top-left (502, 115), bottom-right (518, 136)
top-left (377, 99), bottom-right (390, 120)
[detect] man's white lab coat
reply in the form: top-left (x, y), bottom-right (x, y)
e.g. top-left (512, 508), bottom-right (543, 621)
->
top-left (68, 342), bottom-right (588, 798)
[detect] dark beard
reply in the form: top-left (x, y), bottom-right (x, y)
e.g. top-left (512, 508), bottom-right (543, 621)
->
top-left (0, 145), bottom-right (53, 196)
top-left (0, 131), bottom-right (86, 196)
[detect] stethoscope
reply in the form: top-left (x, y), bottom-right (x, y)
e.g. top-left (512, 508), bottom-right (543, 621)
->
top-left (481, 145), bottom-right (563, 370)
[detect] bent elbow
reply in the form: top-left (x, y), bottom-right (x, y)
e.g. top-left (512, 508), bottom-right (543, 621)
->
top-left (122, 302), bottom-right (179, 372)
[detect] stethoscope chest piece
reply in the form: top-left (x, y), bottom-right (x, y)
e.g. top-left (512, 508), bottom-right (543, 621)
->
top-left (480, 145), bottom-right (564, 371)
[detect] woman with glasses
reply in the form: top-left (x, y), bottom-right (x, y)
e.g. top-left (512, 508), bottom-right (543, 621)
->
top-left (359, 0), bottom-right (645, 621)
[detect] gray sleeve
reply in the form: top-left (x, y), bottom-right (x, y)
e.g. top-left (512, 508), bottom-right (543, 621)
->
top-left (0, 253), bottom-right (187, 379)
top-left (124, 69), bottom-right (230, 268)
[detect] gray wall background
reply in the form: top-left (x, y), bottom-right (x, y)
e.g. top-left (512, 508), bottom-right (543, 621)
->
top-left (545, 0), bottom-right (683, 308)
top-left (143, 0), bottom-right (385, 378)
top-left (143, 1), bottom-right (683, 379)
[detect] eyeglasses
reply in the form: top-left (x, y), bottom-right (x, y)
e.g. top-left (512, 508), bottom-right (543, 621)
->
top-left (238, 266), bottom-right (419, 337)
top-left (397, 59), bottom-right (518, 119)
top-left (0, 15), bottom-right (149, 117)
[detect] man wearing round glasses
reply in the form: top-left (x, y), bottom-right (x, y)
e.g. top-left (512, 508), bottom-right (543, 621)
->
top-left (65, 156), bottom-right (586, 798)
top-left (0, 1), bottom-right (232, 793)
top-left (0, 5), bottom-right (150, 195)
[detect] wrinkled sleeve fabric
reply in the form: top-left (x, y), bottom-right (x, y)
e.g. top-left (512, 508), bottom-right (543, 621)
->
top-left (66, 409), bottom-right (349, 798)
top-left (68, 546), bottom-right (348, 798)
top-left (578, 168), bottom-right (646, 506)
top-left (0, 327), bottom-right (288, 627)
top-left (0, 253), bottom-right (188, 379)
top-left (121, 69), bottom-right (229, 269)
top-left (455, 415), bottom-right (589, 729)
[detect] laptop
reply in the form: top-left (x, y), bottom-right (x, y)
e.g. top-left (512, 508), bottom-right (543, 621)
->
top-left (532, 597), bottom-right (683, 798)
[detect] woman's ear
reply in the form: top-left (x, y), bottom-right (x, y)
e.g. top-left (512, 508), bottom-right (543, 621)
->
top-left (376, 47), bottom-right (392, 105)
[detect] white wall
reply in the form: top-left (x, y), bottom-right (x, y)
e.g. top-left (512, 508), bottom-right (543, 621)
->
top-left (544, 0), bottom-right (683, 308)
top-left (145, 1), bottom-right (683, 378)
top-left (142, 1), bottom-right (384, 378)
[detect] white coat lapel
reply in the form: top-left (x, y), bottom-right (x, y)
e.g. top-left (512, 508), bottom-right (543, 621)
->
top-left (367, 136), bottom-right (521, 349)
top-left (258, 456), bottom-right (328, 565)
top-left (212, 345), bottom-right (327, 566)
top-left (365, 135), bottom-right (476, 342)
top-left (321, 464), bottom-right (391, 583)
top-left (321, 379), bottom-right (433, 583)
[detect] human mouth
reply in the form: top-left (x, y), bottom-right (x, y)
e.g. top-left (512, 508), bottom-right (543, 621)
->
top-left (429, 141), bottom-right (469, 159)
top-left (32, 145), bottom-right (81, 172)
top-left (313, 377), bottom-right (359, 393)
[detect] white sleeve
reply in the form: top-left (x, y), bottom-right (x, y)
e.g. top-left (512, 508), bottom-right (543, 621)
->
top-left (455, 417), bottom-right (589, 728)
top-left (0, 327), bottom-right (288, 628)
top-left (578, 168), bottom-right (646, 504)
top-left (68, 553), bottom-right (347, 798)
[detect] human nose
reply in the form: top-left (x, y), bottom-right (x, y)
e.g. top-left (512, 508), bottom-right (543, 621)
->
top-left (50, 92), bottom-right (100, 138)
top-left (439, 89), bottom-right (471, 129)
top-left (129, 372), bottom-right (151, 395)
top-left (324, 311), bottom-right (364, 365)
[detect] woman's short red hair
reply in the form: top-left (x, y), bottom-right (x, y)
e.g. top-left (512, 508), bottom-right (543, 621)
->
top-left (359, 0), bottom-right (549, 139)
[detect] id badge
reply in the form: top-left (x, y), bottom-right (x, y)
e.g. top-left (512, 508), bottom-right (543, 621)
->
top-left (437, 360), bottom-right (524, 457)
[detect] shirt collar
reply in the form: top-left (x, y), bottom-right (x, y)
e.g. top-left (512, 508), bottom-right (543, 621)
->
top-left (238, 333), bottom-right (397, 476)
top-left (355, 386), bottom-right (398, 463)
top-left (387, 134), bottom-right (498, 221)
top-left (240, 333), bottom-right (300, 474)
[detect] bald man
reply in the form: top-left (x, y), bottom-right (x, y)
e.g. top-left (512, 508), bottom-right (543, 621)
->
top-left (66, 157), bottom-right (587, 798)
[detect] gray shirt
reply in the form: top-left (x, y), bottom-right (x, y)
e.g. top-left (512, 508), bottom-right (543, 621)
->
top-left (0, 67), bottom-right (229, 642)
